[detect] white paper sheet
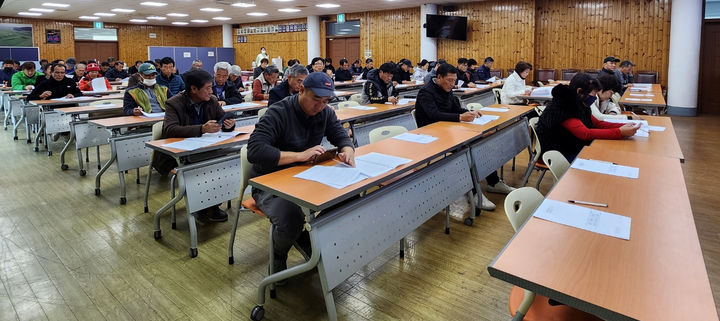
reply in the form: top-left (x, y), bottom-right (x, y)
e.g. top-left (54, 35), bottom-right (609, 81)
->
top-left (601, 119), bottom-right (664, 133)
top-left (480, 107), bottom-right (509, 112)
top-left (530, 86), bottom-right (552, 97)
top-left (397, 98), bottom-right (416, 105)
top-left (223, 102), bottom-right (260, 110)
top-left (632, 83), bottom-right (652, 88)
top-left (476, 84), bottom-right (490, 88)
top-left (626, 98), bottom-right (652, 102)
top-left (633, 130), bottom-right (649, 138)
top-left (354, 152), bottom-right (411, 177)
top-left (462, 114), bottom-right (501, 125)
top-left (630, 87), bottom-right (650, 92)
top-left (533, 199), bottom-right (631, 240)
top-left (141, 111), bottom-right (165, 118)
top-left (162, 131), bottom-right (244, 150)
top-left (91, 78), bottom-right (108, 92)
top-left (645, 125), bottom-right (665, 132)
top-left (50, 96), bottom-right (95, 101)
top-left (570, 158), bottom-right (639, 179)
top-left (294, 165), bottom-right (364, 189)
top-left (486, 76), bottom-right (497, 83)
top-left (391, 132), bottom-right (438, 144)
top-left (457, 80), bottom-right (464, 87)
top-left (629, 93), bottom-right (654, 97)
top-left (347, 105), bottom-right (377, 110)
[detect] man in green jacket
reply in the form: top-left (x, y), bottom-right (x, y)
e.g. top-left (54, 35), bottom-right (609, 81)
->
top-left (11, 62), bottom-right (43, 90)
top-left (123, 63), bottom-right (169, 116)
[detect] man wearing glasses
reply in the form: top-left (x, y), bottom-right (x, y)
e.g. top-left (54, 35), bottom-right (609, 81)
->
top-left (247, 72), bottom-right (354, 274)
top-left (27, 63), bottom-right (82, 101)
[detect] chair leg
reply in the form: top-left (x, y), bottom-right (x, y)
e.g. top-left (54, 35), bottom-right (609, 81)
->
top-left (228, 208), bottom-right (241, 264)
top-left (444, 205), bottom-right (450, 234)
top-left (268, 224), bottom-right (277, 297)
top-left (512, 157), bottom-right (516, 171)
top-left (96, 146), bottom-right (101, 170)
top-left (514, 289), bottom-right (536, 321)
top-left (399, 238), bottom-right (405, 258)
top-left (535, 170), bottom-right (547, 190)
top-left (85, 147), bottom-right (89, 162)
top-left (170, 174), bottom-right (177, 229)
top-left (143, 162), bottom-right (153, 213)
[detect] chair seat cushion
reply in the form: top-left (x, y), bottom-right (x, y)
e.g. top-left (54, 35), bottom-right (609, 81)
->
top-left (242, 197), bottom-right (266, 217)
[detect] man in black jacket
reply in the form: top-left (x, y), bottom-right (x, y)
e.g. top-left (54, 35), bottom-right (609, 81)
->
top-left (268, 64), bottom-right (308, 106)
top-left (211, 62), bottom-right (243, 106)
top-left (392, 59), bottom-right (413, 85)
top-left (361, 62), bottom-right (398, 105)
top-left (248, 72), bottom-right (354, 273)
top-left (414, 63), bottom-right (514, 211)
top-left (334, 58), bottom-right (354, 82)
top-left (27, 64), bottom-right (82, 101)
top-left (456, 58), bottom-right (477, 88)
top-left (360, 58), bottom-right (373, 80)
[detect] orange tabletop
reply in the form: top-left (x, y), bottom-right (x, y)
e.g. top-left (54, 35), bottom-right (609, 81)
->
top-left (453, 82), bottom-right (503, 97)
top-left (395, 81), bottom-right (425, 90)
top-left (442, 104), bottom-right (534, 135)
top-left (55, 104), bottom-right (123, 115)
top-left (488, 146), bottom-right (716, 321)
top-left (620, 85), bottom-right (666, 107)
top-left (334, 102), bottom-right (415, 123)
top-left (591, 116), bottom-right (684, 161)
top-left (145, 125), bottom-right (255, 157)
top-left (89, 115), bottom-right (163, 129)
top-left (334, 80), bottom-right (366, 88)
top-left (249, 121), bottom-right (483, 211)
top-left (223, 101), bottom-right (268, 113)
top-left (30, 93), bottom-right (124, 106)
top-left (334, 90), bottom-right (356, 97)
top-left (80, 90), bottom-right (121, 95)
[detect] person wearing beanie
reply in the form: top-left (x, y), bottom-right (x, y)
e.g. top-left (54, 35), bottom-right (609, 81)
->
top-left (78, 63), bottom-right (111, 91)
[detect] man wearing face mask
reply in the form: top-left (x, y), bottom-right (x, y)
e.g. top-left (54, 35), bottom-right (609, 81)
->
top-left (123, 63), bottom-right (169, 116)
top-left (268, 63), bottom-right (309, 106)
top-left (501, 61), bottom-right (533, 105)
top-left (0, 59), bottom-right (16, 86)
top-left (255, 47), bottom-right (269, 69)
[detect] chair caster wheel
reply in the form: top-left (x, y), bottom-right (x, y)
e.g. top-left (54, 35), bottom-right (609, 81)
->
top-left (47, 151), bottom-right (52, 156)
top-left (119, 197), bottom-right (126, 205)
top-left (26, 139), bottom-right (31, 143)
top-left (94, 188), bottom-right (100, 196)
top-left (445, 227), bottom-right (450, 234)
top-left (171, 222), bottom-right (176, 230)
top-left (136, 178), bottom-right (140, 184)
top-left (475, 208), bottom-right (482, 217)
top-left (153, 230), bottom-right (162, 239)
top-left (33, 147), bottom-right (38, 152)
top-left (229, 256), bottom-right (234, 264)
top-left (269, 288), bottom-right (276, 299)
top-left (61, 164), bottom-right (68, 170)
top-left (189, 248), bottom-right (198, 258)
top-left (79, 170), bottom-right (86, 176)
top-left (464, 218), bottom-right (474, 226)
top-left (250, 306), bottom-right (265, 321)
top-left (13, 136), bottom-right (18, 140)
top-left (144, 206), bottom-right (148, 213)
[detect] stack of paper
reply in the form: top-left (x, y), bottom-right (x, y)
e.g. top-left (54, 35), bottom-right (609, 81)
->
top-left (570, 158), bottom-right (639, 179)
top-left (391, 132), bottom-right (438, 144)
top-left (91, 78), bottom-right (108, 92)
top-left (162, 131), bottom-right (244, 151)
top-left (397, 98), bottom-right (416, 105)
top-left (633, 83), bottom-right (652, 88)
top-left (457, 80), bottom-right (465, 87)
top-left (480, 107), bottom-right (509, 112)
top-left (530, 86), bottom-right (552, 97)
top-left (476, 84), bottom-right (491, 88)
top-left (629, 93), bottom-right (654, 97)
top-left (294, 152), bottom-right (412, 189)
top-left (347, 105), bottom-right (377, 110)
top-left (223, 102), bottom-right (260, 110)
top-left (602, 119), bottom-right (665, 132)
top-left (141, 111), bottom-right (165, 118)
top-left (50, 96), bottom-right (96, 101)
top-left (533, 199), bottom-right (631, 240)
top-left (462, 114), bottom-right (500, 125)
top-left (487, 76), bottom-right (497, 83)
top-left (626, 98), bottom-right (652, 102)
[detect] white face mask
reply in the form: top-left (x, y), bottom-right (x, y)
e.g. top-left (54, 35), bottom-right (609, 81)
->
top-left (143, 78), bottom-right (156, 86)
top-left (261, 49), bottom-right (266, 54)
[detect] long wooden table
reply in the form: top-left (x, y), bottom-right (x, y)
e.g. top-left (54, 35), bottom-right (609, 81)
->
top-left (488, 145), bottom-right (717, 321)
top-left (619, 84), bottom-right (665, 115)
top-left (591, 116), bottom-right (684, 162)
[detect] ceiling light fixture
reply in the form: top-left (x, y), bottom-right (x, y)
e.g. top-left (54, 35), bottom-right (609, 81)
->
top-left (41, 2), bottom-right (69, 8)
top-left (129, 19), bottom-right (148, 22)
top-left (111, 8), bottom-right (136, 13)
top-left (200, 8), bottom-right (223, 12)
top-left (172, 22), bottom-right (189, 25)
top-left (191, 19), bottom-right (208, 23)
top-left (147, 16), bottom-right (167, 20)
top-left (94, 13), bottom-right (116, 16)
top-left (18, 12), bottom-right (43, 16)
top-left (28, 8), bottom-right (55, 12)
top-left (167, 13), bottom-right (189, 17)
top-left (232, 2), bottom-right (256, 8)
top-left (247, 12), bottom-right (268, 16)
top-left (316, 3), bottom-right (340, 8)
top-left (140, 2), bottom-right (168, 7)
top-left (213, 17), bottom-right (232, 20)
top-left (79, 16), bottom-right (99, 19)
top-left (278, 8), bottom-right (300, 12)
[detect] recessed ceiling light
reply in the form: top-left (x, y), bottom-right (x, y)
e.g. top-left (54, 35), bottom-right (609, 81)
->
top-left (213, 17), bottom-right (232, 20)
top-left (274, 0), bottom-right (294, 2)
top-left (129, 19), bottom-right (148, 22)
top-left (278, 8), bottom-right (300, 12)
top-left (19, 12), bottom-right (43, 16)
top-left (147, 16), bottom-right (167, 20)
top-left (172, 22), bottom-right (188, 25)
top-left (94, 13), bottom-right (116, 16)
top-left (191, 19), bottom-right (208, 23)
top-left (140, 2), bottom-right (167, 7)
top-left (111, 8), bottom-right (135, 13)
top-left (28, 8), bottom-right (55, 12)
top-left (200, 8), bottom-right (223, 12)
top-left (42, 2), bottom-right (69, 7)
top-left (79, 16), bottom-right (99, 19)
top-left (247, 12), bottom-right (268, 16)
top-left (232, 2), bottom-right (256, 7)
top-left (167, 13), bottom-right (188, 17)
top-left (316, 3), bottom-right (340, 8)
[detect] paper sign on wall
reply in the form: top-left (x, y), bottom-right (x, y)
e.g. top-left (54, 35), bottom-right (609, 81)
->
top-left (183, 52), bottom-right (191, 58)
top-left (149, 33), bottom-right (157, 39)
top-left (208, 51), bottom-right (214, 57)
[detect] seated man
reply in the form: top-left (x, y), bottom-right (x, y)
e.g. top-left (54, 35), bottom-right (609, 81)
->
top-left (361, 62), bottom-right (398, 105)
top-left (105, 61), bottom-right (129, 81)
top-left (64, 58), bottom-right (76, 75)
top-left (334, 58), bottom-right (353, 82)
top-left (71, 63), bottom-right (86, 83)
top-left (252, 65), bottom-right (279, 101)
top-left (423, 59), bottom-right (446, 84)
top-left (0, 59), bottom-right (16, 86)
top-left (456, 58), bottom-right (477, 88)
top-left (128, 60), bottom-right (143, 75)
top-left (360, 58), bottom-right (373, 80)
top-left (156, 57), bottom-right (185, 97)
top-left (414, 63), bottom-right (514, 211)
top-left (467, 58), bottom-right (479, 82)
top-left (27, 63), bottom-right (82, 100)
top-left (598, 56), bottom-right (620, 79)
top-left (11, 62), bottom-right (43, 90)
top-left (228, 65), bottom-right (246, 92)
top-left (618, 60), bottom-right (635, 95)
top-left (99, 62), bottom-right (111, 77)
top-left (248, 72), bottom-right (355, 273)
top-left (392, 59), bottom-right (414, 85)
top-left (123, 63), bottom-right (169, 116)
top-left (211, 62), bottom-right (243, 106)
top-left (78, 63), bottom-right (111, 91)
top-left (253, 58), bottom-right (268, 79)
top-left (476, 57), bottom-right (494, 81)
top-left (159, 69), bottom-right (236, 222)
top-left (268, 64), bottom-right (308, 106)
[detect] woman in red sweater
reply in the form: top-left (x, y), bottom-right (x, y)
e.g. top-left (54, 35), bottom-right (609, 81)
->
top-left (535, 73), bottom-right (640, 161)
top-left (78, 63), bottom-right (111, 92)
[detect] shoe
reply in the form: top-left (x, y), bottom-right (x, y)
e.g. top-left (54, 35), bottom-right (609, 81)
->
top-left (295, 231), bottom-right (312, 260)
top-left (205, 207), bottom-right (228, 222)
top-left (478, 193), bottom-right (496, 211)
top-left (486, 181), bottom-right (516, 195)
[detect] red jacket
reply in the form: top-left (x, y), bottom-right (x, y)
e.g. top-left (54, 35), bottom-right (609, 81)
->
top-left (78, 76), bottom-right (111, 91)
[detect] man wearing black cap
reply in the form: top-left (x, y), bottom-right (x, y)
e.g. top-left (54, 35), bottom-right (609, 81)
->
top-left (393, 59), bottom-right (414, 85)
top-left (248, 72), bottom-right (355, 273)
top-left (599, 56), bottom-right (620, 79)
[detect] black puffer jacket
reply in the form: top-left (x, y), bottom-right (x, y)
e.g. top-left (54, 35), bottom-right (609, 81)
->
top-left (360, 69), bottom-right (396, 105)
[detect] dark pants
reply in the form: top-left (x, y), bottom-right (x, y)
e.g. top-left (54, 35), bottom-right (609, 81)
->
top-left (253, 189), bottom-right (305, 258)
top-left (486, 171), bottom-right (500, 186)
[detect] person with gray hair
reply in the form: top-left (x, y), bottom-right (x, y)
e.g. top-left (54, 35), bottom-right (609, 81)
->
top-left (228, 64), bottom-right (246, 92)
top-left (268, 63), bottom-right (309, 106)
top-left (252, 65), bottom-right (279, 101)
top-left (211, 61), bottom-right (243, 106)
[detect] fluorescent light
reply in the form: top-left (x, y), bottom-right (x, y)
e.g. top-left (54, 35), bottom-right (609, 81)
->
top-left (213, 17), bottom-right (232, 20)
top-left (79, 16), bottom-right (99, 19)
top-left (274, 0), bottom-right (294, 2)
top-left (140, 2), bottom-right (167, 7)
top-left (278, 8), bottom-right (300, 12)
top-left (191, 19), bottom-right (208, 23)
top-left (147, 16), bottom-right (166, 20)
top-left (29, 8), bottom-right (55, 12)
top-left (247, 12), bottom-right (268, 16)
top-left (316, 3), bottom-right (340, 8)
top-left (232, 2), bottom-right (256, 7)
top-left (172, 22), bottom-right (188, 25)
top-left (200, 8), bottom-right (223, 12)
top-left (129, 19), bottom-right (147, 22)
top-left (18, 12), bottom-right (42, 16)
top-left (167, 13), bottom-right (188, 17)
top-left (42, 2), bottom-right (69, 7)
top-left (94, 13), bottom-right (116, 16)
top-left (111, 8), bottom-right (135, 13)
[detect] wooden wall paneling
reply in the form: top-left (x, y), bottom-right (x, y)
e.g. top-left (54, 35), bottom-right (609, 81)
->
top-left (233, 18), bottom-right (307, 69)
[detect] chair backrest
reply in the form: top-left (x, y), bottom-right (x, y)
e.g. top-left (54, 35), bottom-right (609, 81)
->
top-left (338, 101), bottom-right (359, 109)
top-left (349, 93), bottom-right (362, 103)
top-left (583, 69), bottom-right (600, 78)
top-left (528, 117), bottom-right (541, 163)
top-left (257, 107), bottom-right (268, 118)
top-left (611, 92), bottom-right (621, 106)
top-left (490, 69), bottom-right (503, 79)
top-left (368, 125), bottom-right (408, 144)
top-left (89, 99), bottom-right (123, 106)
top-left (504, 187), bottom-right (545, 232)
top-left (151, 121), bottom-right (164, 140)
top-left (492, 88), bottom-right (502, 104)
top-left (506, 69), bottom-right (515, 77)
top-left (542, 150), bottom-right (570, 182)
top-left (533, 105), bottom-right (546, 116)
top-left (636, 71), bottom-right (658, 84)
top-left (243, 93), bottom-right (253, 102)
top-left (535, 69), bottom-right (557, 83)
top-left (466, 103), bottom-right (484, 111)
top-left (535, 81), bottom-right (544, 87)
top-left (561, 69), bottom-right (579, 81)
top-left (411, 109), bottom-right (418, 128)
top-left (240, 145), bottom-right (252, 198)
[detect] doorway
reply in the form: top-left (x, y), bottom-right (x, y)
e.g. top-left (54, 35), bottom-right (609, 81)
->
top-left (326, 37), bottom-right (360, 68)
top-left (74, 41), bottom-right (119, 63)
top-left (700, 20), bottom-right (720, 114)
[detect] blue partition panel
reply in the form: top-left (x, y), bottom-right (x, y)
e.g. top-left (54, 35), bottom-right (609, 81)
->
top-left (216, 48), bottom-right (235, 65)
top-left (0, 48), bottom-right (11, 60)
top-left (148, 47), bottom-right (175, 63)
top-left (11, 47), bottom-right (39, 61)
top-left (174, 47), bottom-right (197, 74)
top-left (197, 47), bottom-right (216, 74)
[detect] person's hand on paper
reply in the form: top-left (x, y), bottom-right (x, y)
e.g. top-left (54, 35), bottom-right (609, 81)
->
top-left (25, 85), bottom-right (34, 91)
top-left (619, 122), bottom-right (641, 137)
top-left (133, 107), bottom-right (143, 116)
top-left (299, 145), bottom-right (326, 162)
top-left (459, 112), bottom-right (476, 122)
top-left (115, 78), bottom-right (121, 81)
top-left (524, 89), bottom-right (532, 95)
top-left (338, 146), bottom-right (355, 167)
top-left (471, 110), bottom-right (483, 118)
top-left (263, 93), bottom-right (269, 100)
top-left (626, 83), bottom-right (634, 88)
top-left (202, 120), bottom-right (221, 133)
top-left (64, 94), bottom-right (74, 98)
top-left (388, 96), bottom-right (398, 105)
top-left (218, 100), bottom-right (226, 107)
top-left (39, 91), bottom-right (52, 99)
top-left (222, 118), bottom-right (235, 129)
top-left (467, 82), bottom-right (477, 88)
top-left (392, 81), bottom-right (398, 87)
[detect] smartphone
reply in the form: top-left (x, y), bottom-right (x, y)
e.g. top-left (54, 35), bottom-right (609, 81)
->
top-left (311, 148), bottom-right (338, 164)
top-left (218, 112), bottom-right (234, 124)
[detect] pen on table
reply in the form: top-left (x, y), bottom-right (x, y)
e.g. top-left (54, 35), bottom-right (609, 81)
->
top-left (587, 158), bottom-right (618, 165)
top-left (568, 200), bottom-right (608, 207)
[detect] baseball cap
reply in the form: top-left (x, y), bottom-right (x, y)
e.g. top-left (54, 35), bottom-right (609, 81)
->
top-left (603, 56), bottom-right (620, 63)
top-left (86, 63), bottom-right (100, 72)
top-left (138, 63), bottom-right (157, 75)
top-left (302, 72), bottom-right (335, 97)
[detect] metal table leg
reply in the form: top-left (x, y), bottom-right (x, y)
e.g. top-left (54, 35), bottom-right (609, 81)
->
top-left (95, 140), bottom-right (117, 196)
top-left (59, 119), bottom-right (77, 171)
